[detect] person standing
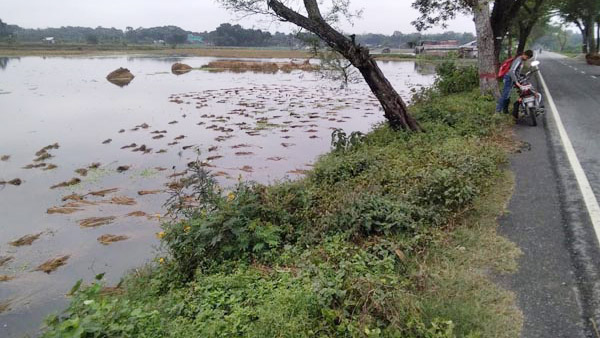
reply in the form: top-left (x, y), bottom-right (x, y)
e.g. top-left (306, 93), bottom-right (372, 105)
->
top-left (496, 50), bottom-right (534, 114)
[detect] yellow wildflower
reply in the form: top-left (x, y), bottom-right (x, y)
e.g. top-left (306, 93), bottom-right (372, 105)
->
top-left (227, 192), bottom-right (236, 202)
top-left (184, 225), bottom-right (191, 233)
top-left (156, 231), bottom-right (166, 239)
top-left (158, 257), bottom-right (165, 264)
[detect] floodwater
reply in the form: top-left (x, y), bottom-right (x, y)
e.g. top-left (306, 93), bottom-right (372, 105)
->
top-left (0, 55), bottom-right (434, 337)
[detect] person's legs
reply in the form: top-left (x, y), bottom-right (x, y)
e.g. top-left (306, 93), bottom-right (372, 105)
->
top-left (496, 75), bottom-right (513, 113)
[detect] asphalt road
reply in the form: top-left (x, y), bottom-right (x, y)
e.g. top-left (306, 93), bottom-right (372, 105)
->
top-left (498, 52), bottom-right (600, 337)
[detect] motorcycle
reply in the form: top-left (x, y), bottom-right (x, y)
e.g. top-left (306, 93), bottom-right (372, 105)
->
top-left (513, 60), bottom-right (544, 126)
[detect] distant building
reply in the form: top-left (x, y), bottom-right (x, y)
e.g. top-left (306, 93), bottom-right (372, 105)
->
top-left (382, 48), bottom-right (391, 54)
top-left (187, 34), bottom-right (204, 44)
top-left (43, 37), bottom-right (55, 44)
top-left (153, 39), bottom-right (166, 45)
top-left (415, 40), bottom-right (459, 56)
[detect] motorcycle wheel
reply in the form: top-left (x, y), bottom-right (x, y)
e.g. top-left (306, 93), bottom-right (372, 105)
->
top-left (513, 104), bottom-right (520, 120)
top-left (527, 106), bottom-right (537, 127)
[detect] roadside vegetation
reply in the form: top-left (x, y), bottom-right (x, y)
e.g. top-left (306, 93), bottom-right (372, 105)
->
top-left (42, 62), bottom-right (522, 337)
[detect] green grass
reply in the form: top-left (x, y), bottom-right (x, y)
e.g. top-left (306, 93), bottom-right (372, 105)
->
top-left (42, 70), bottom-right (523, 337)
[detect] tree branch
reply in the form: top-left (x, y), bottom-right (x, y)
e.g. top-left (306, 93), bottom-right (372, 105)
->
top-left (303, 0), bottom-right (324, 21)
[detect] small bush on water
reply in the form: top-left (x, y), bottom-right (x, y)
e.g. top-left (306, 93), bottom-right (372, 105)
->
top-left (44, 84), bottom-right (521, 337)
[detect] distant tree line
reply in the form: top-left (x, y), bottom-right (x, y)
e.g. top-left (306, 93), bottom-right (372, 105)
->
top-left (0, 18), bottom-right (476, 49)
top-left (356, 31), bottom-right (476, 48)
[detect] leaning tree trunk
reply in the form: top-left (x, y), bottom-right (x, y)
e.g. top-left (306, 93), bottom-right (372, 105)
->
top-left (267, 0), bottom-right (421, 131)
top-left (472, 0), bottom-right (501, 98)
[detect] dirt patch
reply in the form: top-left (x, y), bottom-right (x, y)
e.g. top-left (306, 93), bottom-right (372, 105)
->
top-left (0, 300), bottom-right (10, 313)
top-left (47, 206), bottom-right (84, 214)
top-left (35, 255), bottom-right (70, 274)
top-left (97, 234), bottom-right (129, 245)
top-left (0, 256), bottom-right (13, 267)
top-left (79, 217), bottom-right (116, 228)
top-left (203, 60), bottom-right (318, 73)
top-left (23, 163), bottom-right (46, 169)
top-left (62, 193), bottom-right (84, 201)
top-left (1, 155), bottom-right (9, 161)
top-left (0, 275), bottom-right (15, 282)
top-left (172, 62), bottom-right (193, 75)
top-left (0, 178), bottom-right (22, 186)
top-left (106, 67), bottom-right (134, 87)
top-left (110, 196), bottom-right (136, 205)
top-left (117, 165), bottom-right (130, 173)
top-left (88, 188), bottom-right (119, 197)
top-left (50, 178), bottom-right (81, 189)
top-left (585, 53), bottom-right (600, 65)
top-left (9, 233), bottom-right (42, 246)
top-left (126, 211), bottom-right (147, 217)
top-left (138, 190), bottom-right (162, 195)
top-left (75, 168), bottom-right (88, 176)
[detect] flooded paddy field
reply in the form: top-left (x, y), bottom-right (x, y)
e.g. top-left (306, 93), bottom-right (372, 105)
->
top-left (0, 55), bottom-right (434, 336)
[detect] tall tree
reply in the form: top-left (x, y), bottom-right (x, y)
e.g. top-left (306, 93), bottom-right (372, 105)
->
top-left (556, 0), bottom-right (600, 53)
top-left (513, 0), bottom-right (550, 54)
top-left (412, 0), bottom-right (501, 98)
top-left (219, 0), bottom-right (421, 131)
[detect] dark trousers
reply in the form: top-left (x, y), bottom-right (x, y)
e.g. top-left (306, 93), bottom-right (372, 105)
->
top-left (496, 74), bottom-right (513, 113)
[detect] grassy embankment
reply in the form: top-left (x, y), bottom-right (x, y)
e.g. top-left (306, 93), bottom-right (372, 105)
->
top-left (42, 62), bottom-right (522, 337)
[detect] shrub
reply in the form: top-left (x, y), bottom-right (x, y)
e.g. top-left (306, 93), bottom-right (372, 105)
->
top-left (434, 61), bottom-right (479, 95)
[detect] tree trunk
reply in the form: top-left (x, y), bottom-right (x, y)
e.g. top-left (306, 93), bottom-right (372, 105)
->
top-left (586, 18), bottom-right (597, 54)
top-left (267, 0), bottom-right (421, 131)
top-left (355, 60), bottom-right (420, 131)
top-left (507, 31), bottom-right (513, 57)
top-left (473, 0), bottom-right (501, 98)
top-left (578, 23), bottom-right (589, 53)
top-left (490, 0), bottom-right (526, 68)
top-left (596, 18), bottom-right (600, 53)
top-left (517, 24), bottom-right (534, 55)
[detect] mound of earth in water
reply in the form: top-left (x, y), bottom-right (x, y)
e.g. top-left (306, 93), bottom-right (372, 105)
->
top-left (202, 60), bottom-right (319, 73)
top-left (171, 63), bottom-right (193, 75)
top-left (106, 67), bottom-right (135, 86)
top-left (586, 53), bottom-right (600, 66)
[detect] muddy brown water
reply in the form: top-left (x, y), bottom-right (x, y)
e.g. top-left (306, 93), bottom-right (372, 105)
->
top-left (0, 55), bottom-right (434, 337)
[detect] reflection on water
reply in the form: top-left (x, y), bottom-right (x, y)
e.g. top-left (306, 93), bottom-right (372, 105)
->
top-left (414, 61), bottom-right (437, 75)
top-left (0, 57), bottom-right (16, 70)
top-left (0, 55), bottom-right (434, 337)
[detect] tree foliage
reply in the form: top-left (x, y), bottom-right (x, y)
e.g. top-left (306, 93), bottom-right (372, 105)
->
top-left (555, 0), bottom-right (600, 53)
top-left (207, 23), bottom-right (273, 46)
top-left (0, 18), bottom-right (10, 38)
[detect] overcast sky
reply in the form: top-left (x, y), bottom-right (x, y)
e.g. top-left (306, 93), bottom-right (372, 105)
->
top-left (0, 0), bottom-right (475, 34)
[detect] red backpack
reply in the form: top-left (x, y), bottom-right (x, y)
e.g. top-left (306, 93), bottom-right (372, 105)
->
top-left (497, 57), bottom-right (515, 78)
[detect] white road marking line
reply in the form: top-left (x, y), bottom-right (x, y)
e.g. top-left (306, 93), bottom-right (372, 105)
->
top-left (581, 71), bottom-right (586, 74)
top-left (538, 71), bottom-right (600, 246)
